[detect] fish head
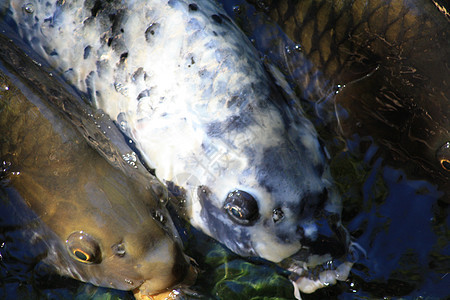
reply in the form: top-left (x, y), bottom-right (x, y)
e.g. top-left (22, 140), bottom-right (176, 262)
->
top-left (181, 97), bottom-right (350, 266)
top-left (35, 161), bottom-right (195, 293)
top-left (177, 101), bottom-right (354, 294)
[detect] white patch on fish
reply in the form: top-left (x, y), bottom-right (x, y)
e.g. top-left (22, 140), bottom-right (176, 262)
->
top-left (2, 0), bottom-right (355, 294)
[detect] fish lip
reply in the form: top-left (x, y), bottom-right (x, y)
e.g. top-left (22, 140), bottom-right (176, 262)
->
top-left (289, 260), bottom-right (354, 295)
top-left (284, 241), bottom-right (363, 294)
top-left (132, 258), bottom-right (198, 297)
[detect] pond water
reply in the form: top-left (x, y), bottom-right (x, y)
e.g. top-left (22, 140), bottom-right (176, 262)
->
top-left (1, 0), bottom-right (449, 299)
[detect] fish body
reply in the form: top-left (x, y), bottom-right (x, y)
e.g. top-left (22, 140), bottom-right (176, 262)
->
top-left (0, 34), bottom-right (194, 295)
top-left (2, 0), bottom-right (354, 294)
top-left (244, 0), bottom-right (450, 198)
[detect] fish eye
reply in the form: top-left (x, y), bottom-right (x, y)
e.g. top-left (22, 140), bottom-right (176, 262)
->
top-left (436, 141), bottom-right (450, 171)
top-left (66, 231), bottom-right (101, 264)
top-left (223, 190), bottom-right (259, 226)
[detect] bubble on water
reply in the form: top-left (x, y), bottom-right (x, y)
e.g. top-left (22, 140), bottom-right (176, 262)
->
top-left (335, 84), bottom-right (345, 94)
top-left (1, 161), bottom-right (11, 174)
top-left (0, 242), bottom-right (4, 261)
top-left (151, 209), bottom-right (167, 224)
top-left (285, 45), bottom-right (291, 54)
top-left (122, 152), bottom-right (137, 168)
top-left (22, 3), bottom-right (34, 14)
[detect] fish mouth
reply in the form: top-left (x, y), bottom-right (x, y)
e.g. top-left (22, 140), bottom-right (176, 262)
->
top-left (132, 257), bottom-right (198, 298)
top-left (287, 259), bottom-right (353, 295)
top-left (284, 241), bottom-right (362, 296)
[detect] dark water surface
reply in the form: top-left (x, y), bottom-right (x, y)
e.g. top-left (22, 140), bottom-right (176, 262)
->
top-left (1, 0), bottom-right (449, 299)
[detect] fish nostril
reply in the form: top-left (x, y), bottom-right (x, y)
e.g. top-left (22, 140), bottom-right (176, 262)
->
top-left (111, 242), bottom-right (126, 257)
top-left (272, 207), bottom-right (285, 223)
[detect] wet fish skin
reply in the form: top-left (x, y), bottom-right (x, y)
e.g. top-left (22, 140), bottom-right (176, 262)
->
top-left (247, 0), bottom-right (450, 197)
top-left (249, 0), bottom-right (447, 80)
top-left (0, 35), bottom-right (194, 294)
top-left (2, 0), bottom-right (355, 295)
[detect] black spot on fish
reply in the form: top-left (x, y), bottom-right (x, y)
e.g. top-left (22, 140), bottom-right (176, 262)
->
top-left (211, 14), bottom-right (222, 24)
top-left (198, 68), bottom-right (210, 78)
top-left (137, 89), bottom-right (151, 100)
top-left (63, 68), bottom-right (74, 78)
top-left (119, 52), bottom-right (128, 63)
top-left (187, 56), bottom-right (195, 67)
top-left (84, 46), bottom-right (92, 59)
top-left (85, 71), bottom-right (96, 102)
top-left (188, 3), bottom-right (198, 11)
top-left (107, 37), bottom-right (113, 47)
top-left (254, 146), bottom-right (297, 195)
top-left (42, 44), bottom-right (57, 56)
top-left (132, 67), bottom-right (147, 81)
top-left (109, 13), bottom-right (119, 27)
top-left (43, 17), bottom-right (53, 26)
top-left (226, 95), bottom-right (243, 108)
top-left (206, 114), bottom-right (253, 138)
top-left (145, 23), bottom-right (160, 42)
top-left (91, 0), bottom-right (103, 17)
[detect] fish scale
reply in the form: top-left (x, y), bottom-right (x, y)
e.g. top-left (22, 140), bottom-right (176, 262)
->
top-left (254, 0), bottom-right (438, 80)
top-left (246, 0), bottom-right (450, 198)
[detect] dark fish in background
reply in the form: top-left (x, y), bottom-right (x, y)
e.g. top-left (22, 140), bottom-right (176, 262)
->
top-left (0, 34), bottom-right (196, 296)
top-left (245, 0), bottom-right (450, 200)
